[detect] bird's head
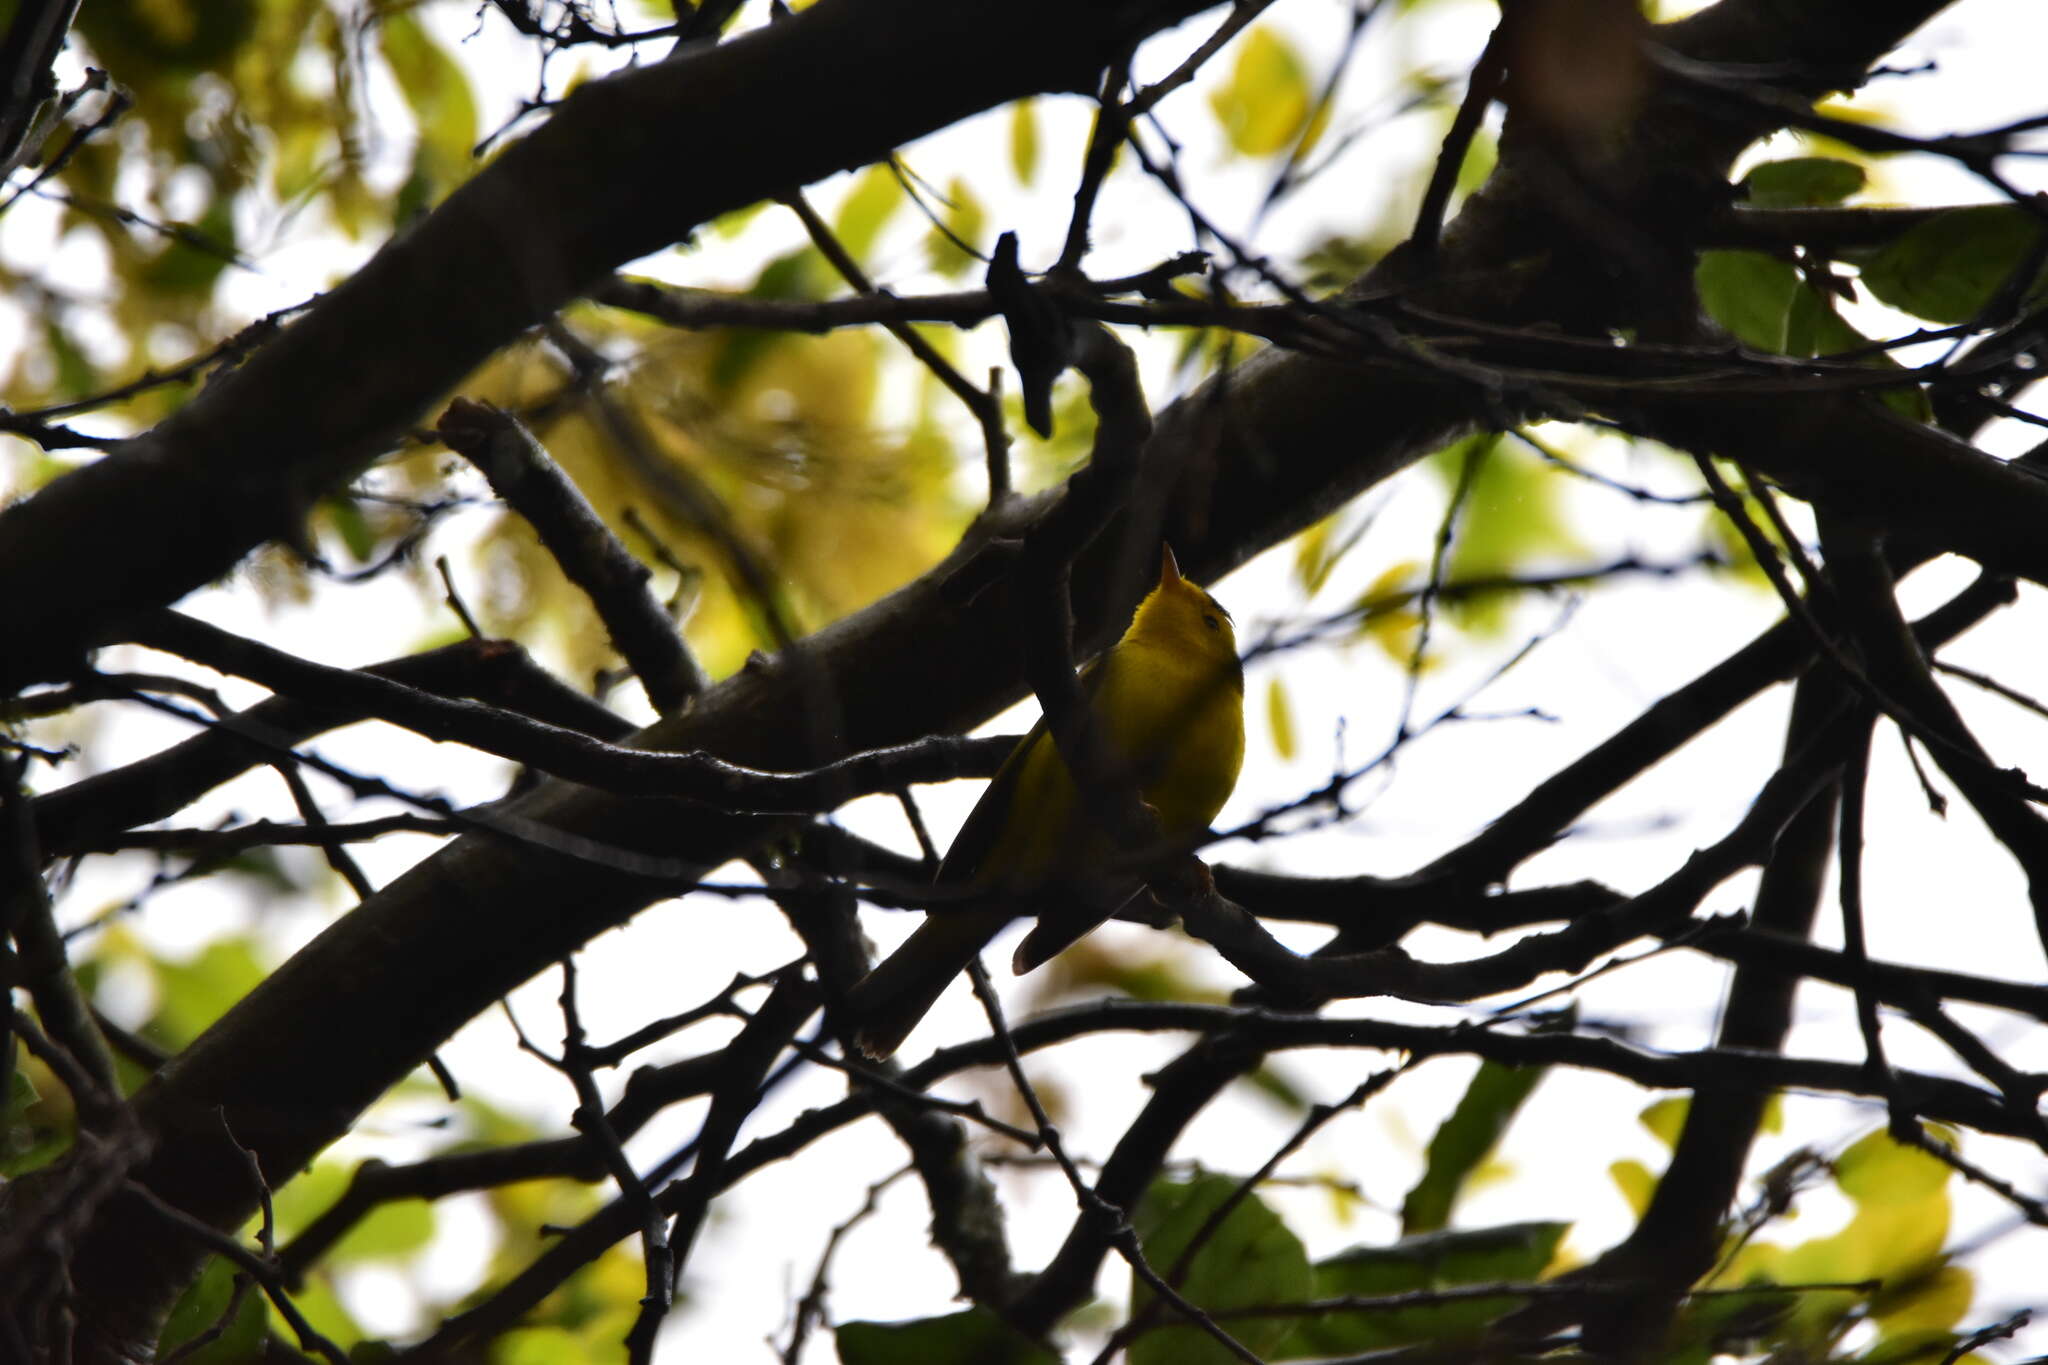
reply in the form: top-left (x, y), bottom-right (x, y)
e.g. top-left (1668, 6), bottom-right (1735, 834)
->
top-left (1127, 544), bottom-right (1239, 672)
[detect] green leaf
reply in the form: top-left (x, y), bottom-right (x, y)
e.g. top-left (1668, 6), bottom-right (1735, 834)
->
top-left (271, 1160), bottom-right (350, 1242)
top-left (710, 248), bottom-right (829, 390)
top-left (334, 1197), bottom-right (435, 1263)
top-left (5, 1066), bottom-right (33, 1121)
top-left (1209, 27), bottom-right (1311, 158)
top-left (1266, 677), bottom-right (1296, 761)
top-left (156, 1257), bottom-right (266, 1362)
top-left (324, 495), bottom-right (376, 563)
top-left (1862, 205), bottom-right (2048, 324)
top-left (1741, 157), bottom-right (1865, 209)
top-left (1282, 1222), bottom-right (1567, 1357)
top-left (1782, 272), bottom-right (1867, 359)
top-left (149, 937), bottom-right (268, 1049)
top-left (267, 1160), bottom-right (432, 1264)
top-left (1130, 1174), bottom-right (1312, 1365)
top-left (1428, 434), bottom-right (1581, 633)
top-left (1, 1059), bottom-right (69, 1178)
top-left (836, 1308), bottom-right (1056, 1365)
top-left (833, 164), bottom-right (904, 263)
top-left (1697, 250), bottom-right (1802, 352)
top-left (1697, 255), bottom-right (1929, 419)
top-left (495, 1328), bottom-right (585, 1365)
top-left (1400, 1060), bottom-right (1546, 1234)
top-left (1010, 99), bottom-right (1040, 185)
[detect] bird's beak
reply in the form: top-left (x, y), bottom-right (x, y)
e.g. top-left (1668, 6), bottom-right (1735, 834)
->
top-left (1160, 543), bottom-right (1181, 587)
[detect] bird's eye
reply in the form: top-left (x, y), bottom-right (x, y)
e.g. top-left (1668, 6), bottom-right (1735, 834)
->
top-left (1202, 613), bottom-right (1220, 630)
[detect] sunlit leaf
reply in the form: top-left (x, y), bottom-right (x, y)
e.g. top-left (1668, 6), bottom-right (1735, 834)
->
top-left (1266, 677), bottom-right (1296, 761)
top-left (1293, 504), bottom-right (1379, 597)
top-left (493, 1327), bottom-right (584, 1365)
top-left (1698, 251), bottom-right (1929, 419)
top-left (1355, 560), bottom-right (1423, 661)
top-left (1429, 434), bottom-right (1581, 633)
top-left (1638, 1096), bottom-right (1688, 1148)
top-left (149, 937), bottom-right (268, 1049)
top-left (1861, 204), bottom-right (2048, 324)
top-left (924, 176), bottom-right (986, 279)
top-left (1836, 1125), bottom-right (1954, 1205)
top-left (1209, 28), bottom-right (1311, 158)
top-left (1010, 99), bottom-right (1040, 185)
top-left (332, 1198), bottom-right (436, 1264)
top-left (1609, 1158), bottom-right (1655, 1217)
top-left (833, 164), bottom-right (904, 262)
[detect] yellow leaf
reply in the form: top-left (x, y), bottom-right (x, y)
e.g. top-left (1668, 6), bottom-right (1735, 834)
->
top-left (1208, 27), bottom-right (1311, 158)
top-left (833, 164), bottom-right (904, 262)
top-left (1837, 1125), bottom-right (1954, 1205)
top-left (1872, 1263), bottom-right (1974, 1339)
top-left (1609, 1158), bottom-right (1655, 1217)
top-left (1356, 560), bottom-right (1424, 662)
top-left (1010, 99), bottom-right (1040, 184)
top-left (1638, 1096), bottom-right (1688, 1148)
top-left (1266, 676), bottom-right (1296, 760)
top-left (924, 176), bottom-right (986, 279)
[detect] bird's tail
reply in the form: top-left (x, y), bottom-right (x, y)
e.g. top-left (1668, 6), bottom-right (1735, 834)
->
top-left (1008, 882), bottom-right (1146, 975)
top-left (844, 907), bottom-right (1009, 1060)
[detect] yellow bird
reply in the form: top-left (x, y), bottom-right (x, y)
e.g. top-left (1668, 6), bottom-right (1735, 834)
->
top-left (847, 545), bottom-right (1244, 1059)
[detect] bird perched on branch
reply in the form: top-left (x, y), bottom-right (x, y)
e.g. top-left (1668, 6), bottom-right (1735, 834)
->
top-left (845, 545), bottom-right (1244, 1059)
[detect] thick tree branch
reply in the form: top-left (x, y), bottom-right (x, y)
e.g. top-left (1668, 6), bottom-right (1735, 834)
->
top-left (0, 0), bottom-right (1223, 691)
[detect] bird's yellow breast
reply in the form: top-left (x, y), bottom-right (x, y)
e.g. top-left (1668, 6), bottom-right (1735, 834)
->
top-left (1093, 634), bottom-right (1244, 838)
top-left (962, 592), bottom-right (1244, 891)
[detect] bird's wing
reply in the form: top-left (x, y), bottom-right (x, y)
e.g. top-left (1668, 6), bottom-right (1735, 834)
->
top-left (935, 652), bottom-right (1111, 888)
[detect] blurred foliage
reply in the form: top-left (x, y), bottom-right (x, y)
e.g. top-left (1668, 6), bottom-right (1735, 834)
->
top-left (1282, 1221), bottom-right (1568, 1357)
top-left (1400, 1057), bottom-right (1548, 1235)
top-left (1209, 27), bottom-right (1315, 160)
